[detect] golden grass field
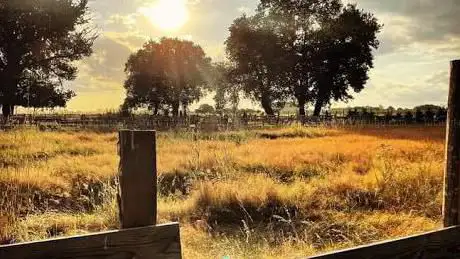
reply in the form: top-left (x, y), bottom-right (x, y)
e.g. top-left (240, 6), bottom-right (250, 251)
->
top-left (0, 125), bottom-right (446, 258)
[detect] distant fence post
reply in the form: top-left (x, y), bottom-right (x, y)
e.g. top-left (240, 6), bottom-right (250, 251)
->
top-left (443, 60), bottom-right (460, 227)
top-left (119, 130), bottom-right (157, 228)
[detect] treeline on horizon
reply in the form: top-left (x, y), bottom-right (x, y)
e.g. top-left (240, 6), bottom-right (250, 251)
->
top-left (325, 104), bottom-right (447, 122)
top-left (188, 103), bottom-right (446, 122)
top-left (9, 103), bottom-right (445, 118)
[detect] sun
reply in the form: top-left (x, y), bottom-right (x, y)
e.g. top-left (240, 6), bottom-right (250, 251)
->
top-left (140, 0), bottom-right (189, 31)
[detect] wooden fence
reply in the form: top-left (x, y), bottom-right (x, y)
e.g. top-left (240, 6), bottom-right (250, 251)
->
top-left (0, 114), bottom-right (448, 132)
top-left (0, 130), bottom-right (182, 259)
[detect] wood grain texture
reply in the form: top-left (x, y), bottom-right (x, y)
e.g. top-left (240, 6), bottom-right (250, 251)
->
top-left (118, 130), bottom-right (157, 229)
top-left (308, 226), bottom-right (460, 259)
top-left (443, 60), bottom-right (460, 227)
top-left (0, 223), bottom-right (181, 259)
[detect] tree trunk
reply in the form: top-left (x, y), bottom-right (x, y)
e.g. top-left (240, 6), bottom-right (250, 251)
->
top-left (261, 93), bottom-right (274, 116)
top-left (153, 103), bottom-right (159, 116)
top-left (2, 103), bottom-right (13, 119)
top-left (172, 102), bottom-right (180, 117)
top-left (2, 56), bottom-right (21, 120)
top-left (313, 100), bottom-right (323, 117)
top-left (230, 89), bottom-right (239, 116)
top-left (297, 96), bottom-right (306, 117)
top-left (2, 76), bottom-right (16, 120)
top-left (2, 105), bottom-right (7, 118)
top-left (182, 104), bottom-right (187, 117)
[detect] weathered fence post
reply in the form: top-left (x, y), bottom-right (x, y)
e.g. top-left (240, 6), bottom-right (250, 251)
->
top-left (119, 130), bottom-right (157, 228)
top-left (443, 60), bottom-right (460, 227)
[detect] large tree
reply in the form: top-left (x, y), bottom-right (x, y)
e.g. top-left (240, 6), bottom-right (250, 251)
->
top-left (308, 4), bottom-right (381, 116)
top-left (258, 0), bottom-right (381, 116)
top-left (226, 14), bottom-right (292, 116)
top-left (0, 0), bottom-right (96, 118)
top-left (123, 38), bottom-right (211, 116)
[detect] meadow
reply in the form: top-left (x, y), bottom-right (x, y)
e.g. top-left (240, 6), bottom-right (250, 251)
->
top-left (0, 125), bottom-right (446, 258)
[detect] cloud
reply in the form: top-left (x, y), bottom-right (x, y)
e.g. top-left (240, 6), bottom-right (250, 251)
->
top-left (333, 0), bottom-right (456, 108)
top-left (69, 35), bottom-right (133, 94)
top-left (237, 6), bottom-right (254, 15)
top-left (372, 0), bottom-right (459, 41)
top-left (426, 70), bottom-right (450, 86)
top-left (352, 0), bottom-right (460, 57)
top-left (345, 67), bottom-right (449, 108)
top-left (106, 13), bottom-right (138, 29)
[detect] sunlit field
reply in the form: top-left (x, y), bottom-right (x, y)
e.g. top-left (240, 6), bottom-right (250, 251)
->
top-left (0, 125), bottom-right (446, 258)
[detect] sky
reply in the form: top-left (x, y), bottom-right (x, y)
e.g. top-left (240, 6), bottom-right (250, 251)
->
top-left (65, 0), bottom-right (460, 112)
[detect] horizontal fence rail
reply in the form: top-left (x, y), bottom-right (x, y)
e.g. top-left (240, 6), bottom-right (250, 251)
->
top-left (309, 226), bottom-right (460, 259)
top-left (0, 223), bottom-right (181, 259)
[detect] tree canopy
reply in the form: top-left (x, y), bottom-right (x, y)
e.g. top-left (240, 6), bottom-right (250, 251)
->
top-left (226, 0), bottom-right (381, 116)
top-left (226, 13), bottom-right (292, 115)
top-left (0, 0), bottom-right (96, 117)
top-left (195, 104), bottom-right (215, 115)
top-left (123, 38), bottom-right (211, 116)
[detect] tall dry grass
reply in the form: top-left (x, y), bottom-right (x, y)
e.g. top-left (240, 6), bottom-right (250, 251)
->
top-left (0, 125), bottom-right (446, 258)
